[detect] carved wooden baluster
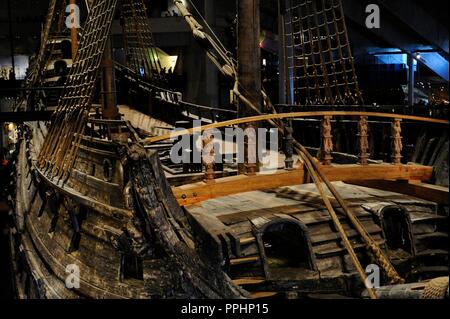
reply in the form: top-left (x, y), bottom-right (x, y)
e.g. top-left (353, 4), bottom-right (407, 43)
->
top-left (357, 116), bottom-right (369, 165)
top-left (321, 116), bottom-right (333, 165)
top-left (202, 130), bottom-right (215, 183)
top-left (284, 106), bottom-right (294, 170)
top-left (284, 122), bottom-right (294, 170)
top-left (244, 123), bottom-right (257, 175)
top-left (391, 118), bottom-right (403, 165)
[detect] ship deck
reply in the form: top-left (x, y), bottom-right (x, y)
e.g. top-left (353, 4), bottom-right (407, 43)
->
top-left (183, 182), bottom-right (445, 297)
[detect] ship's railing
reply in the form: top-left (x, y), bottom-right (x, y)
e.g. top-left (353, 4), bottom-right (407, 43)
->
top-left (143, 111), bottom-right (448, 184)
top-left (178, 101), bottom-right (237, 124)
top-left (115, 62), bottom-right (237, 123)
top-left (276, 104), bottom-right (449, 120)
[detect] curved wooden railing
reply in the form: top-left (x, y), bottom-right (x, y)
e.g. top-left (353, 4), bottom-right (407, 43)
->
top-left (144, 111), bottom-right (448, 144)
top-left (144, 111), bottom-right (448, 179)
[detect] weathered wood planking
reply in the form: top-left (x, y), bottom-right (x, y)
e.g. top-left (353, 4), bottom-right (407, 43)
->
top-left (185, 178), bottom-right (448, 296)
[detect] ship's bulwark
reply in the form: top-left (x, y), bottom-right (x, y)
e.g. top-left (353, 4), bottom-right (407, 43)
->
top-left (12, 119), bottom-right (245, 299)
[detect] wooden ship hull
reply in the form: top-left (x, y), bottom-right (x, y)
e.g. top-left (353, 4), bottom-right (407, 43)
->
top-left (12, 119), bottom-right (244, 299)
top-left (11, 119), bottom-right (449, 299)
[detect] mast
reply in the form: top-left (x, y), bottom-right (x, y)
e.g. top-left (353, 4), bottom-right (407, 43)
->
top-left (102, 36), bottom-right (119, 119)
top-left (237, 0), bottom-right (261, 175)
top-left (237, 0), bottom-right (262, 118)
top-left (70, 0), bottom-right (78, 60)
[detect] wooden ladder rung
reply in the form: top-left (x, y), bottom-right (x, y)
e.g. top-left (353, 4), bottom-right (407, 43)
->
top-left (229, 256), bottom-right (260, 266)
top-left (232, 277), bottom-right (265, 286)
top-left (239, 237), bottom-right (256, 245)
top-left (250, 291), bottom-right (278, 299)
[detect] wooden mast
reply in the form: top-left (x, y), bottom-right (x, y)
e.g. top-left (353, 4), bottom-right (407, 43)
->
top-left (237, 0), bottom-right (262, 175)
top-left (237, 0), bottom-right (262, 117)
top-left (102, 33), bottom-right (119, 119)
top-left (70, 0), bottom-right (78, 60)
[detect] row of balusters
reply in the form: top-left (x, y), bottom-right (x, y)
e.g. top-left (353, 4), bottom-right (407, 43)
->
top-left (314, 116), bottom-right (403, 166)
top-left (199, 116), bottom-right (404, 183)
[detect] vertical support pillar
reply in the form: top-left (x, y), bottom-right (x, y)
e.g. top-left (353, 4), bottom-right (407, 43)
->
top-left (408, 54), bottom-right (415, 107)
top-left (283, 0), bottom-right (295, 105)
top-left (357, 116), bottom-right (369, 165)
top-left (391, 118), bottom-right (403, 165)
top-left (238, 0), bottom-right (262, 175)
top-left (321, 116), bottom-right (333, 165)
top-left (283, 105), bottom-right (294, 170)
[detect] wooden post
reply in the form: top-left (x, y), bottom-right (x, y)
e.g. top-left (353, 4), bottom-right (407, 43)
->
top-left (244, 123), bottom-right (257, 176)
top-left (283, 106), bottom-right (294, 170)
top-left (202, 130), bottom-right (215, 183)
top-left (358, 116), bottom-right (369, 165)
top-left (391, 118), bottom-right (403, 165)
top-left (238, 0), bottom-right (262, 175)
top-left (70, 0), bottom-right (78, 60)
top-left (321, 116), bottom-right (333, 165)
top-left (408, 54), bottom-right (415, 106)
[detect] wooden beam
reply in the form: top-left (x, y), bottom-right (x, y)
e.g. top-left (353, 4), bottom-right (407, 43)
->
top-left (232, 277), bottom-right (265, 286)
top-left (174, 168), bottom-right (304, 206)
top-left (347, 180), bottom-right (449, 205)
top-left (172, 164), bottom-right (434, 206)
top-left (250, 291), bottom-right (279, 299)
top-left (320, 164), bottom-right (433, 181)
top-left (230, 256), bottom-right (260, 266)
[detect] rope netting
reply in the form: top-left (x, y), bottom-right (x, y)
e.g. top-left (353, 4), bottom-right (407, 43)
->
top-left (284, 0), bottom-right (363, 106)
top-left (38, 0), bottom-right (120, 179)
top-left (120, 0), bottom-right (163, 81)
